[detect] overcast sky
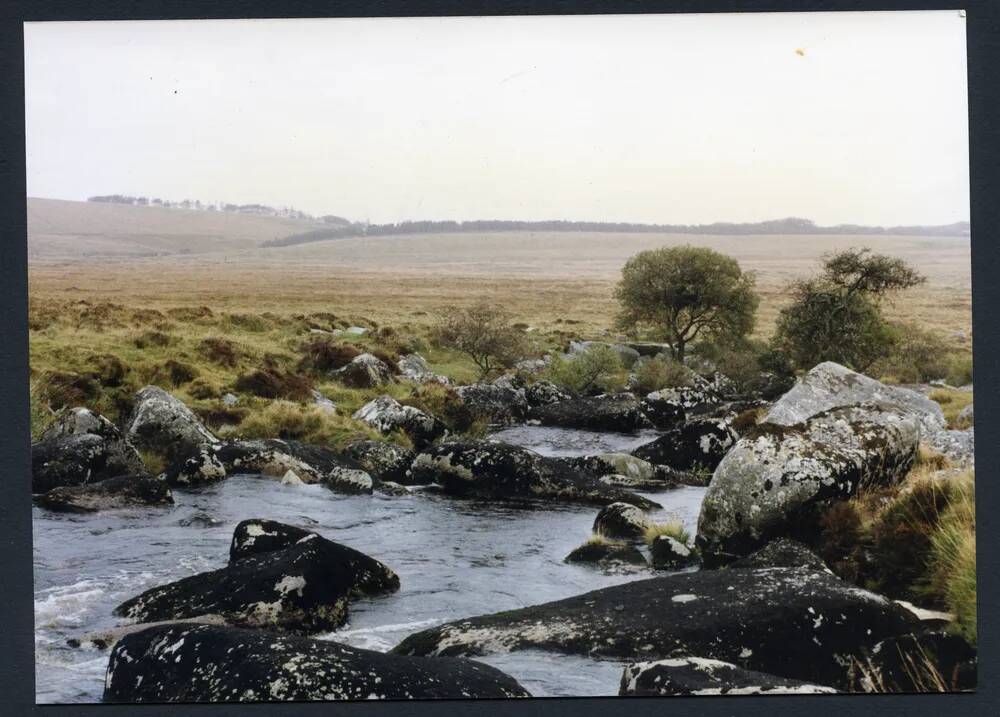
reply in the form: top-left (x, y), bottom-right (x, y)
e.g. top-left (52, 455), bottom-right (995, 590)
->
top-left (24, 11), bottom-right (969, 226)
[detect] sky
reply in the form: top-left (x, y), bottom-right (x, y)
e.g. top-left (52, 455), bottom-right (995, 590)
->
top-left (24, 11), bottom-right (970, 226)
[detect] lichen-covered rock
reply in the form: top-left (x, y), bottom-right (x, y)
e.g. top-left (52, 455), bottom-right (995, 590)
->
top-left (228, 519), bottom-right (399, 596)
top-left (375, 480), bottom-right (410, 496)
top-left (126, 386), bottom-right (218, 462)
top-left (593, 502), bottom-right (652, 540)
top-left (638, 391), bottom-right (687, 429)
top-left (342, 440), bottom-right (415, 483)
top-left (632, 418), bottom-right (739, 472)
top-left (408, 440), bottom-right (660, 509)
top-left (729, 539), bottom-right (830, 572)
top-left (331, 353), bottom-right (395, 388)
top-left (40, 407), bottom-right (122, 442)
top-left (35, 474), bottom-right (173, 513)
top-left (391, 567), bottom-right (917, 690)
top-left (849, 631), bottom-right (976, 693)
top-left (352, 395), bottom-right (447, 449)
top-left (697, 404), bottom-right (920, 565)
top-left (116, 523), bottom-right (398, 633)
top-left (957, 403), bottom-right (973, 425)
top-left (212, 440), bottom-right (321, 483)
top-left (569, 340), bottom-right (641, 368)
top-left (397, 353), bottom-right (449, 384)
top-left (455, 382), bottom-right (528, 426)
top-left (323, 465), bottom-right (374, 495)
top-left (163, 445), bottom-right (227, 486)
top-left (650, 535), bottom-right (698, 570)
top-left (524, 380), bottom-right (571, 408)
top-left (765, 362), bottom-right (945, 436)
top-left (529, 393), bottom-right (650, 432)
top-left (564, 540), bottom-right (647, 568)
top-left (620, 657), bottom-right (836, 696)
top-left (31, 433), bottom-right (145, 494)
top-left (924, 428), bottom-right (975, 465)
top-left (103, 623), bottom-right (530, 702)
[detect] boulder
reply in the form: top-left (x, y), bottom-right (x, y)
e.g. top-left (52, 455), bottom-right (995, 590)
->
top-left (593, 502), bottom-right (652, 540)
top-left (397, 353), bottom-right (448, 384)
top-left (697, 404), bottom-right (920, 565)
top-left (163, 445), bottom-right (227, 486)
top-left (529, 393), bottom-right (650, 432)
top-left (957, 403), bottom-right (973, 425)
top-left (569, 340), bottom-right (641, 368)
top-left (729, 539), bottom-right (830, 572)
top-left (40, 406), bottom-right (122, 442)
top-left (408, 440), bottom-right (660, 509)
top-left (620, 657), bottom-right (836, 696)
top-left (564, 540), bottom-right (647, 568)
top-left (375, 480), bottom-right (410, 496)
top-left (631, 418), bottom-right (739, 473)
top-left (126, 386), bottom-right (219, 462)
top-left (342, 440), bottom-right (415, 483)
top-left (849, 631), bottom-right (976, 693)
top-left (649, 535), bottom-right (698, 570)
top-left (622, 342), bottom-right (673, 358)
top-left (104, 623), bottom-right (530, 702)
top-left (638, 391), bottom-right (686, 429)
top-left (331, 353), bottom-right (394, 388)
top-left (116, 524), bottom-right (398, 633)
top-left (924, 429), bottom-right (975, 465)
top-left (524, 380), bottom-right (570, 408)
top-left (323, 465), bottom-right (374, 495)
top-left (455, 382), bottom-right (528, 426)
top-left (765, 362), bottom-right (945, 436)
top-left (213, 439), bottom-right (323, 483)
top-left (391, 567), bottom-right (917, 690)
top-left (228, 519), bottom-right (399, 596)
top-left (31, 433), bottom-right (145, 494)
top-left (352, 395), bottom-right (447, 449)
top-left (35, 474), bottom-right (173, 513)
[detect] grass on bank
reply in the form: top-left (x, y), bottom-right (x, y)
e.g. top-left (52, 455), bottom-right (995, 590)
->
top-left (643, 520), bottom-right (691, 548)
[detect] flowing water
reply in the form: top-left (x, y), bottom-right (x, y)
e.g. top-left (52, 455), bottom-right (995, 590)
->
top-left (33, 426), bottom-right (705, 703)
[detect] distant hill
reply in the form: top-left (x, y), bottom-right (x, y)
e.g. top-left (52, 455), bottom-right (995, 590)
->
top-left (27, 197), bottom-right (322, 259)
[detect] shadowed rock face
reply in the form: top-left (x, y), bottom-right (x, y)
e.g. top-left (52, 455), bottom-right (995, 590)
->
top-left (619, 657), bottom-right (837, 696)
top-left (31, 432), bottom-right (145, 494)
top-left (126, 385), bottom-right (218, 462)
top-left (631, 418), bottom-right (739, 473)
top-left (391, 567), bottom-right (916, 690)
top-left (35, 474), bottom-right (173, 513)
top-left (408, 440), bottom-right (661, 509)
top-left (697, 404), bottom-right (919, 565)
top-left (729, 539), bottom-right (830, 572)
top-left (528, 393), bottom-right (650, 433)
top-left (456, 382), bottom-right (528, 426)
top-left (765, 362), bottom-right (945, 436)
top-left (114, 524), bottom-right (398, 634)
top-left (103, 623), bottom-right (531, 702)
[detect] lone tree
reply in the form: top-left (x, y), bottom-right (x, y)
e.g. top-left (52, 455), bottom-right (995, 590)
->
top-left (435, 301), bottom-right (527, 379)
top-left (615, 246), bottom-right (758, 362)
top-left (773, 248), bottom-right (925, 372)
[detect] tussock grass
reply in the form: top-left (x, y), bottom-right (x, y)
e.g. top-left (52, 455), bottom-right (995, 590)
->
top-left (230, 401), bottom-right (381, 449)
top-left (929, 388), bottom-right (974, 429)
top-left (643, 520), bottom-right (690, 548)
top-left (29, 380), bottom-right (54, 440)
top-left (585, 533), bottom-right (627, 548)
top-left (925, 471), bottom-right (976, 644)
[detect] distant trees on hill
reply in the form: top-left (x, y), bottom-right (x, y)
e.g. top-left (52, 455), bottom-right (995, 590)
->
top-left (86, 195), bottom-right (315, 221)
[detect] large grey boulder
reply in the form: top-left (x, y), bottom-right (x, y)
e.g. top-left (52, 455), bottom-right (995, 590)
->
top-left (455, 381), bottom-right (528, 426)
top-left (697, 404), bottom-right (920, 565)
top-left (529, 393), bottom-right (650, 432)
top-left (397, 353), bottom-right (449, 384)
top-left (352, 395), bottom-right (447, 449)
top-left (40, 406), bottom-right (122, 442)
top-left (620, 657), bottom-right (836, 696)
top-left (631, 418), bottom-right (739, 473)
top-left (765, 362), bottom-right (945, 436)
top-left (331, 353), bottom-right (395, 388)
top-left (126, 386), bottom-right (218, 462)
top-left (593, 502), bottom-right (652, 540)
top-left (31, 432), bottom-right (146, 494)
top-left (104, 623), bottom-right (530, 702)
top-left (36, 474), bottom-right (173, 513)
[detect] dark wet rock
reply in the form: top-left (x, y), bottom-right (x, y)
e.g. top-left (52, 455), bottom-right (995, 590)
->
top-left (104, 623), bottom-right (530, 702)
top-left (40, 406), bottom-right (122, 442)
top-left (650, 535), bottom-right (698, 570)
top-left (342, 440), bottom-right (415, 483)
top-left (697, 404), bottom-right (920, 565)
top-left (117, 523), bottom-right (398, 633)
top-left (524, 380), bottom-right (571, 408)
top-left (849, 631), bottom-right (976, 693)
top-left (228, 519), bottom-right (399, 596)
top-left (397, 353), bottom-right (448, 384)
top-left (569, 340), bottom-right (641, 368)
top-left (765, 362), bottom-right (945, 436)
top-left (623, 342), bottom-right (673, 358)
top-left (391, 567), bottom-right (917, 690)
top-left (35, 474), bottom-right (173, 513)
top-left (126, 385), bottom-right (219, 462)
top-left (408, 440), bottom-right (660, 509)
top-left (529, 393), bottom-right (650, 432)
top-left (177, 512), bottom-right (223, 528)
top-left (638, 392), bottom-right (686, 429)
top-left (632, 418), bottom-right (739, 473)
top-left (163, 445), bottom-right (227, 486)
top-left (353, 395), bottom-right (447, 449)
top-left (593, 502), bottom-right (652, 540)
top-left (331, 353), bottom-right (395, 388)
top-left (565, 540), bottom-right (647, 568)
top-left (729, 539), bottom-right (830, 572)
top-left (620, 657), bottom-right (836, 696)
top-left (374, 480), bottom-right (410, 496)
top-left (455, 382), bottom-right (528, 426)
top-left (31, 433), bottom-right (145, 494)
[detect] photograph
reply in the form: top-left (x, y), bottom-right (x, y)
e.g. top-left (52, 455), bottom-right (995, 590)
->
top-left (24, 10), bottom-right (975, 703)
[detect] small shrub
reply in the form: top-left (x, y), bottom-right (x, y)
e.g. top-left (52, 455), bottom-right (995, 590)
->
top-left (195, 405), bottom-right (247, 430)
top-left (730, 407), bottom-right (764, 432)
top-left (40, 371), bottom-right (100, 409)
top-left (945, 355), bottom-right (973, 387)
top-left (133, 330), bottom-right (173, 349)
top-left (87, 354), bottom-right (128, 387)
top-left (544, 345), bottom-right (627, 395)
top-left (198, 337), bottom-right (241, 367)
top-left (434, 302), bottom-right (528, 379)
top-left (643, 520), bottom-right (691, 548)
top-left (157, 359), bottom-right (199, 387)
top-left (873, 323), bottom-right (951, 384)
top-left (297, 338), bottom-right (361, 374)
top-left (632, 355), bottom-right (694, 394)
top-left (234, 366), bottom-right (313, 401)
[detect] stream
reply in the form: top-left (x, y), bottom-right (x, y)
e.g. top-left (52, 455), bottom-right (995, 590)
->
top-left (33, 426), bottom-right (705, 703)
